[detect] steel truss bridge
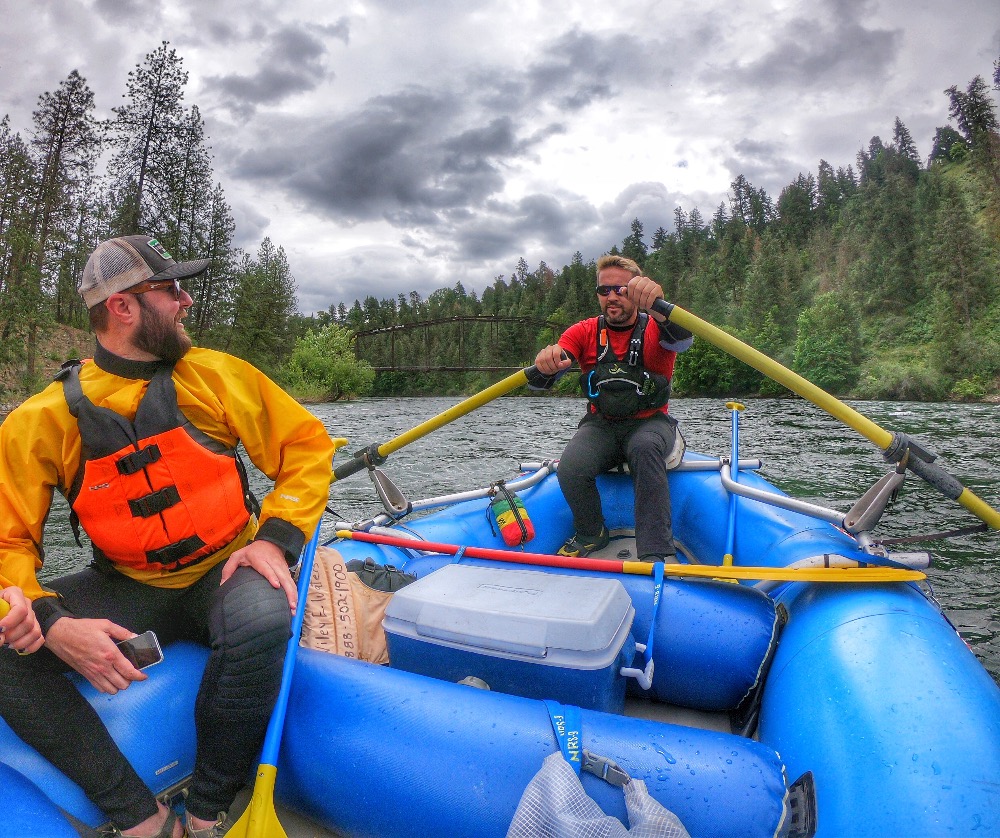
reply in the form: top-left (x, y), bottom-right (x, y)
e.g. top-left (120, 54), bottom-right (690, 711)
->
top-left (353, 315), bottom-right (562, 373)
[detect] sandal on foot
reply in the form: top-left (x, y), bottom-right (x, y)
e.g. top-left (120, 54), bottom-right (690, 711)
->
top-left (100, 807), bottom-right (179, 838)
top-left (184, 811), bottom-right (231, 838)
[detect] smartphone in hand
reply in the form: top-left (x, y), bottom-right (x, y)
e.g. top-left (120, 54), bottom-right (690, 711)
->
top-left (116, 630), bottom-right (164, 670)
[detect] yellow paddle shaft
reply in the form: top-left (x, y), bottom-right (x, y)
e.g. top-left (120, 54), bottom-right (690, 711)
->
top-left (0, 598), bottom-right (9, 618)
top-left (664, 303), bottom-right (1000, 530)
top-left (622, 562), bottom-right (925, 582)
top-left (667, 305), bottom-right (892, 449)
top-left (378, 368), bottom-right (530, 458)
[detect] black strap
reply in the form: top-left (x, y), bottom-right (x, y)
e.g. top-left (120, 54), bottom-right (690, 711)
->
top-left (877, 522), bottom-right (990, 545)
top-left (626, 313), bottom-right (647, 365)
top-left (487, 480), bottom-right (529, 545)
top-left (117, 444), bottom-right (162, 475)
top-left (146, 535), bottom-right (206, 567)
top-left (594, 314), bottom-right (648, 366)
top-left (128, 485), bottom-right (181, 518)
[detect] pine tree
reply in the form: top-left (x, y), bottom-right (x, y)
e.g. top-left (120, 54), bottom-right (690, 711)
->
top-left (0, 119), bottom-right (39, 371)
top-left (891, 117), bottom-right (921, 164)
top-left (776, 173), bottom-right (816, 246)
top-left (225, 239), bottom-right (298, 372)
top-left (621, 218), bottom-right (647, 265)
top-left (156, 105), bottom-right (214, 257)
top-left (107, 41), bottom-right (189, 234)
top-left (946, 76), bottom-right (999, 147)
top-left (189, 183), bottom-right (236, 342)
top-left (929, 126), bottom-right (967, 164)
top-left (29, 70), bottom-right (102, 278)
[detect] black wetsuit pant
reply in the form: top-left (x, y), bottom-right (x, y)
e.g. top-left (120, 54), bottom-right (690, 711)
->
top-left (0, 561), bottom-right (290, 828)
top-left (558, 411), bottom-right (678, 560)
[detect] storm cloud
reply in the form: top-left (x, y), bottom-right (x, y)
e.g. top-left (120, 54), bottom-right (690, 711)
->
top-left (3, 0), bottom-right (997, 313)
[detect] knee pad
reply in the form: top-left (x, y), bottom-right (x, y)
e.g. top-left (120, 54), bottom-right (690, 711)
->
top-left (210, 566), bottom-right (291, 657)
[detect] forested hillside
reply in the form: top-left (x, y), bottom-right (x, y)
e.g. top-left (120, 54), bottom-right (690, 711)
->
top-left (325, 68), bottom-right (1000, 402)
top-left (2, 42), bottom-right (999, 403)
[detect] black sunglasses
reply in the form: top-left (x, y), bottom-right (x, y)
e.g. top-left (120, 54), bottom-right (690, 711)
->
top-left (127, 278), bottom-right (183, 301)
top-left (595, 285), bottom-right (628, 297)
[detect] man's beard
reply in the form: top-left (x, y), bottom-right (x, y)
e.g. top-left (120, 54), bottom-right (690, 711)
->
top-left (135, 295), bottom-right (192, 363)
top-left (603, 301), bottom-right (636, 327)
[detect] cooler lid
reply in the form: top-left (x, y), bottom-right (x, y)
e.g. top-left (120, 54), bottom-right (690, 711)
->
top-left (384, 564), bottom-right (633, 658)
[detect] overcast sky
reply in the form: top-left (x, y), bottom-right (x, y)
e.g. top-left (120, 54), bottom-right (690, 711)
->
top-left (3, 0), bottom-right (998, 315)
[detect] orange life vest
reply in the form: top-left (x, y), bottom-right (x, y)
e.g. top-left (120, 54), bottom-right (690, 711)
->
top-left (60, 361), bottom-right (257, 573)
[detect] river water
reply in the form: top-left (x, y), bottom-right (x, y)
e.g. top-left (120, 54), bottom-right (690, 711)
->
top-left (36, 395), bottom-right (1000, 681)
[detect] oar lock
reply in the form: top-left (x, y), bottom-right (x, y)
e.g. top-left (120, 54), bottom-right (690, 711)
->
top-left (356, 442), bottom-right (388, 468)
top-left (883, 432), bottom-right (936, 466)
top-left (882, 432), bottom-right (964, 501)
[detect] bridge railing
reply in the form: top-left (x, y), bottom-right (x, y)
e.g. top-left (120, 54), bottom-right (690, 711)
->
top-left (353, 315), bottom-right (564, 373)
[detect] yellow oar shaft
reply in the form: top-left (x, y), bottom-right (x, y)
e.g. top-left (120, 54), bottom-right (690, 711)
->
top-left (379, 368), bottom-right (530, 458)
top-left (958, 489), bottom-right (1000, 529)
top-left (666, 306), bottom-right (892, 449)
top-left (332, 368), bottom-right (533, 482)
top-left (659, 302), bottom-right (1000, 530)
top-left (624, 562), bottom-right (926, 582)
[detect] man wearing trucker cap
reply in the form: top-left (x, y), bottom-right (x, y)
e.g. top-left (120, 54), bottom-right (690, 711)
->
top-left (0, 235), bottom-right (335, 837)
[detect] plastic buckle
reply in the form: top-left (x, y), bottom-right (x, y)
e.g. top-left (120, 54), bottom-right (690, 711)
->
top-left (581, 750), bottom-right (630, 787)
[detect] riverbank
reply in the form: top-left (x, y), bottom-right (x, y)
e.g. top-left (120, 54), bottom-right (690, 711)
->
top-left (0, 324), bottom-right (94, 415)
top-left (2, 323), bottom-right (998, 418)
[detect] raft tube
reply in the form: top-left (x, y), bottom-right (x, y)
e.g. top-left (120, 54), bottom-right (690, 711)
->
top-left (761, 582), bottom-right (1000, 837)
top-left (277, 647), bottom-right (792, 838)
top-left (0, 642), bottom-right (204, 829)
top-left (0, 763), bottom-right (79, 837)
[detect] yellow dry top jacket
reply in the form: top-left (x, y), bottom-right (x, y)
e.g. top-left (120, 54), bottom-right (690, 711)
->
top-left (0, 344), bottom-right (336, 611)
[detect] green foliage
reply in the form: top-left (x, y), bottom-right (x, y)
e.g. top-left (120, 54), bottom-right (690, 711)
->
top-left (792, 293), bottom-right (863, 394)
top-left (281, 323), bottom-right (375, 401)
top-left (673, 337), bottom-right (739, 396)
top-left (951, 374), bottom-right (991, 401)
top-left (853, 349), bottom-right (949, 401)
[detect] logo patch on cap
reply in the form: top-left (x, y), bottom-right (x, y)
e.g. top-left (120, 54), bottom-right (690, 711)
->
top-left (147, 238), bottom-right (173, 260)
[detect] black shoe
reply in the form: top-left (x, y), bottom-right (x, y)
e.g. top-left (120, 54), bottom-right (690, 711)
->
top-left (638, 552), bottom-right (676, 563)
top-left (558, 527), bottom-right (610, 557)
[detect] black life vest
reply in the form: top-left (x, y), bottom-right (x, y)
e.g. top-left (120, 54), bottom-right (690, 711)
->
top-left (59, 361), bottom-right (258, 573)
top-left (580, 313), bottom-right (672, 419)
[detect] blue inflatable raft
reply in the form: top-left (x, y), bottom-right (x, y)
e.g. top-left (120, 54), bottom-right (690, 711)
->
top-left (2, 452), bottom-right (998, 837)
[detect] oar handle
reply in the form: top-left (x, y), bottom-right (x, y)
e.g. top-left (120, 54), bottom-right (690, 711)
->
top-left (0, 598), bottom-right (9, 618)
top-left (652, 299), bottom-right (1000, 530)
top-left (331, 367), bottom-right (536, 483)
top-left (332, 445), bottom-right (378, 483)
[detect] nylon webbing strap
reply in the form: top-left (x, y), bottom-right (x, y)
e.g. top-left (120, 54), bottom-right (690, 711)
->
top-left (128, 485), bottom-right (181, 518)
top-left (497, 480), bottom-right (529, 544)
top-left (544, 700), bottom-right (582, 774)
top-left (146, 534), bottom-right (205, 567)
top-left (643, 560), bottom-right (665, 667)
top-left (117, 444), bottom-right (161, 475)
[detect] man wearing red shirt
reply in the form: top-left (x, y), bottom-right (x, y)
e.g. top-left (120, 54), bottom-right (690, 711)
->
top-left (532, 255), bottom-right (692, 561)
